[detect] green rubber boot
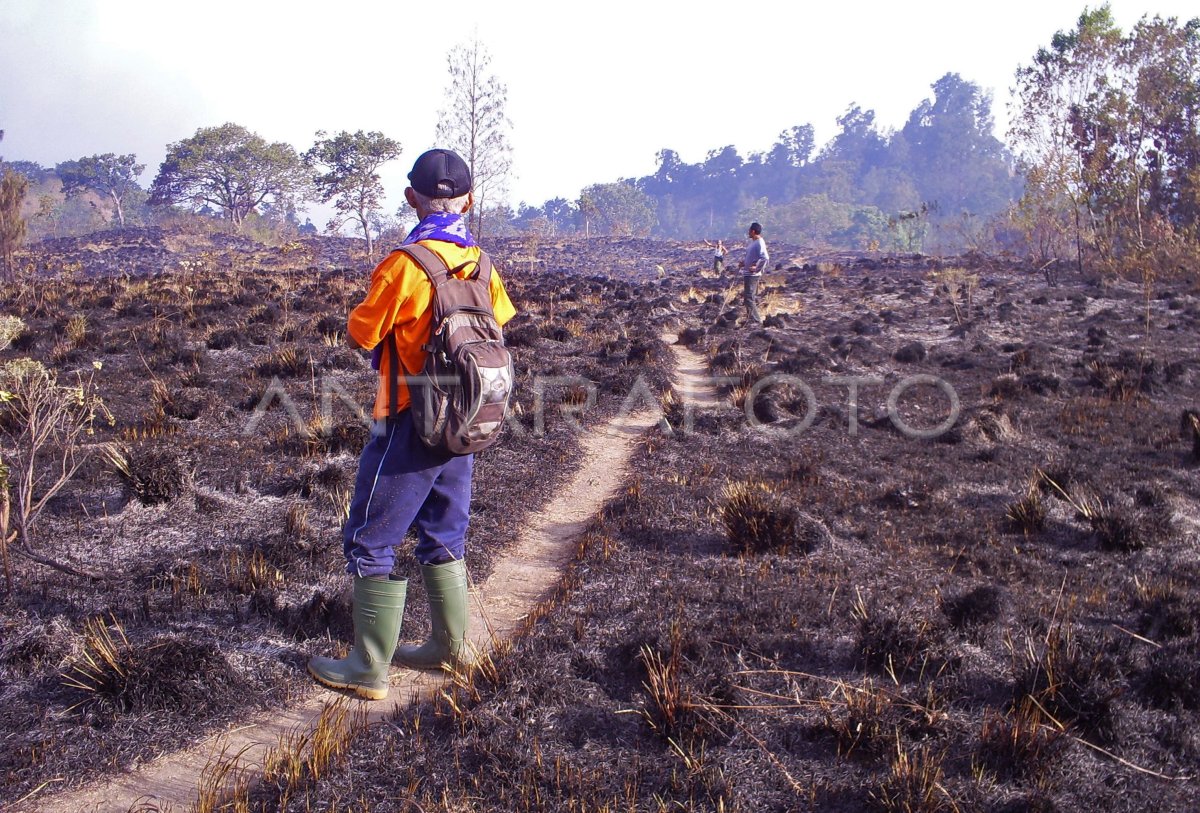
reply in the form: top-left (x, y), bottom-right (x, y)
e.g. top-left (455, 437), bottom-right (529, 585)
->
top-left (308, 575), bottom-right (407, 700)
top-left (395, 559), bottom-right (469, 671)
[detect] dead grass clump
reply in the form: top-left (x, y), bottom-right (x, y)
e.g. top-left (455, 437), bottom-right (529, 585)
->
top-left (1085, 358), bottom-right (1146, 401)
top-left (261, 700), bottom-right (367, 802)
top-left (105, 444), bottom-right (187, 505)
top-left (256, 346), bottom-right (308, 378)
top-left (721, 481), bottom-right (828, 555)
top-left (634, 623), bottom-right (731, 748)
top-left (206, 327), bottom-right (241, 351)
top-left (153, 380), bottom-right (206, 421)
top-left (853, 596), bottom-right (945, 682)
top-left (822, 678), bottom-right (897, 758)
top-left (1086, 497), bottom-right (1173, 552)
top-left (0, 615), bottom-right (70, 670)
top-left (976, 700), bottom-right (1069, 781)
top-left (63, 617), bottom-right (243, 716)
top-left (302, 462), bottom-right (352, 497)
top-left (1006, 490), bottom-right (1047, 534)
top-left (941, 585), bottom-right (1004, 632)
top-left (1034, 467), bottom-right (1171, 551)
top-left (638, 642), bottom-right (690, 739)
top-left (225, 547), bottom-right (284, 594)
top-left (1012, 626), bottom-right (1119, 744)
top-left (315, 314), bottom-right (344, 342)
top-left (965, 407), bottom-right (1017, 443)
top-left (1142, 636), bottom-right (1200, 710)
top-left (302, 418), bottom-right (366, 458)
top-left (287, 589), bottom-right (352, 640)
top-left (989, 374), bottom-right (1022, 399)
top-left (869, 741), bottom-right (956, 813)
top-left (1133, 579), bottom-right (1196, 640)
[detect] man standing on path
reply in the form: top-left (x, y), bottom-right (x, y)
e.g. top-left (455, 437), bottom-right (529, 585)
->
top-left (742, 222), bottom-right (768, 325)
top-left (308, 148), bottom-right (516, 700)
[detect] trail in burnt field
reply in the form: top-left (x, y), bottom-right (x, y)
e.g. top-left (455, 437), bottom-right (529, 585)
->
top-left (24, 337), bottom-right (704, 813)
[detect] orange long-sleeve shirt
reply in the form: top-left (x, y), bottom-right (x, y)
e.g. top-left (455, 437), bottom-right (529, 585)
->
top-left (348, 242), bottom-right (517, 419)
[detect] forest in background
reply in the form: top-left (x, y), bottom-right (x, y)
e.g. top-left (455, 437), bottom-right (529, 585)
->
top-left (1, 5), bottom-right (1198, 274)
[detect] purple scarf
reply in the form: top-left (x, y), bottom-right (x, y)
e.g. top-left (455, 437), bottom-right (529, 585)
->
top-left (371, 212), bottom-right (478, 369)
top-left (401, 211), bottom-right (478, 248)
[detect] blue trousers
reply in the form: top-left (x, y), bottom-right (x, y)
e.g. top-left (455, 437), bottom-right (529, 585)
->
top-left (342, 410), bottom-right (473, 577)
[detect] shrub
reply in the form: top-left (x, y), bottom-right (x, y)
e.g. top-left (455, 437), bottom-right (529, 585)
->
top-left (0, 358), bottom-right (108, 553)
top-left (0, 315), bottom-right (24, 351)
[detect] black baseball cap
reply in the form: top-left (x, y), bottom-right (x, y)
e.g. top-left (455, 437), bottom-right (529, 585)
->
top-left (408, 149), bottom-right (472, 198)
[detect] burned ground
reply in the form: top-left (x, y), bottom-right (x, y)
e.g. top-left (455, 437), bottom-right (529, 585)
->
top-left (2, 229), bottom-right (1199, 811)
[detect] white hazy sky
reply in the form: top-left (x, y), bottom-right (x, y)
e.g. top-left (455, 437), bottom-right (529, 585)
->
top-left (2, 0), bottom-right (1197, 222)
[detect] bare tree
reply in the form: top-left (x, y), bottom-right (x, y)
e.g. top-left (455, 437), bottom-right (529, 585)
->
top-left (435, 36), bottom-right (513, 239)
top-left (0, 359), bottom-right (111, 584)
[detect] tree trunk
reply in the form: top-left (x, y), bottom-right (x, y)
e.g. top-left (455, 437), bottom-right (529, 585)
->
top-left (110, 190), bottom-right (126, 228)
top-left (359, 206), bottom-right (373, 260)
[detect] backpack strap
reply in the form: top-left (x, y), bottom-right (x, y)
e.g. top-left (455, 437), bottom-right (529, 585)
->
top-left (387, 331), bottom-right (400, 420)
top-left (395, 243), bottom-right (450, 287)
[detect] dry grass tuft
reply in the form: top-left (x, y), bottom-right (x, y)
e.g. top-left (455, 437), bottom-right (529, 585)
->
top-left (1005, 487), bottom-right (1046, 535)
top-left (822, 678), bottom-right (896, 758)
top-left (976, 700), bottom-right (1069, 781)
top-left (721, 481), bottom-right (828, 555)
top-left (62, 616), bottom-right (244, 716)
top-left (853, 594), bottom-right (945, 682)
top-left (941, 585), bottom-right (1004, 633)
top-left (225, 547), bottom-right (284, 594)
top-left (1011, 625), bottom-right (1118, 744)
top-left (870, 740), bottom-right (957, 813)
top-left (262, 698), bottom-right (367, 798)
top-left (105, 444), bottom-right (188, 505)
top-left (256, 346), bottom-right (308, 378)
top-left (638, 642), bottom-right (689, 738)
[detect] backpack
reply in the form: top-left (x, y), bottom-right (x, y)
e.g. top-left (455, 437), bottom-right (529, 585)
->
top-left (386, 243), bottom-right (514, 455)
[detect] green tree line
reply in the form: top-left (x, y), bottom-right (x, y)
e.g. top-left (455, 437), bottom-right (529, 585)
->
top-left (1, 6), bottom-right (1197, 272)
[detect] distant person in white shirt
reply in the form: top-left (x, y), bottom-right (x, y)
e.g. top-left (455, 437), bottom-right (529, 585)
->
top-left (741, 222), bottom-right (768, 325)
top-left (705, 238), bottom-right (728, 273)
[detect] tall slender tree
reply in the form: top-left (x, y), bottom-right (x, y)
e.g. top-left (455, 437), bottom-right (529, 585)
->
top-left (435, 37), bottom-right (512, 239)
